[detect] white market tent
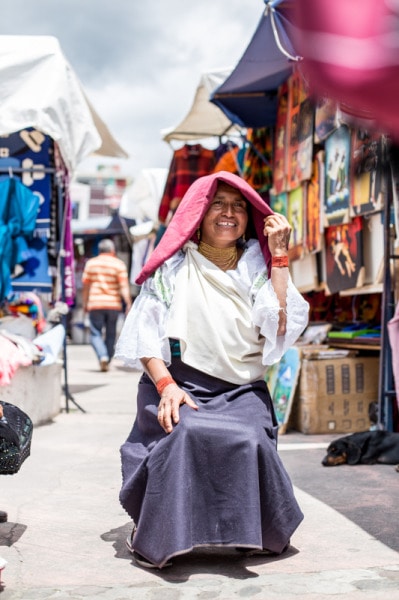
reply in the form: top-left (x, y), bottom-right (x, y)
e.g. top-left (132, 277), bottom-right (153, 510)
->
top-left (162, 68), bottom-right (241, 143)
top-left (0, 35), bottom-right (128, 172)
top-left (119, 168), bottom-right (168, 223)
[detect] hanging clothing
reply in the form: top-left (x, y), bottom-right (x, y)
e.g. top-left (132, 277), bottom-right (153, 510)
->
top-left (213, 143), bottom-right (241, 175)
top-left (158, 144), bottom-right (216, 223)
top-left (0, 177), bottom-right (40, 301)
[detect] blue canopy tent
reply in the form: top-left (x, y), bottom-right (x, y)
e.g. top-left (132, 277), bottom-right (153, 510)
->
top-left (211, 0), bottom-right (300, 128)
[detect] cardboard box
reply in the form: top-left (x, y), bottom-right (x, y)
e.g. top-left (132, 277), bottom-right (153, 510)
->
top-left (295, 356), bottom-right (378, 434)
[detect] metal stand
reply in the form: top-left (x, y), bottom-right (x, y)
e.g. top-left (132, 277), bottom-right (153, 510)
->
top-left (378, 143), bottom-right (398, 431)
top-left (56, 173), bottom-right (86, 414)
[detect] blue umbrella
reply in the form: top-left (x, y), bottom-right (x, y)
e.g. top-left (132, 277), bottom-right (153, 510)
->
top-left (211, 0), bottom-right (300, 128)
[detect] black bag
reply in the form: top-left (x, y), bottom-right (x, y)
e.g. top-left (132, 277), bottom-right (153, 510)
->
top-left (0, 401), bottom-right (33, 475)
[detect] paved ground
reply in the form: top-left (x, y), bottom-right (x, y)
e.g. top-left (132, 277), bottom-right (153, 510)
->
top-left (1, 344), bottom-right (398, 599)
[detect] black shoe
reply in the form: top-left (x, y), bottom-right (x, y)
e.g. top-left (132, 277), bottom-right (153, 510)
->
top-left (0, 511), bottom-right (7, 523)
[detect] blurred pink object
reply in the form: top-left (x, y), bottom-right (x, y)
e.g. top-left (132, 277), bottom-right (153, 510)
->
top-left (292, 0), bottom-right (399, 138)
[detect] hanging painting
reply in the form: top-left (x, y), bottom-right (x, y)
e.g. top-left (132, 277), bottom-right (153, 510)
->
top-left (269, 190), bottom-right (288, 218)
top-left (324, 124), bottom-right (351, 226)
top-left (324, 217), bottom-right (364, 294)
top-left (287, 184), bottom-right (305, 261)
top-left (286, 70), bottom-right (314, 191)
top-left (314, 97), bottom-right (338, 143)
top-left (272, 80), bottom-right (289, 194)
top-left (351, 130), bottom-right (385, 216)
top-left (306, 151), bottom-right (324, 253)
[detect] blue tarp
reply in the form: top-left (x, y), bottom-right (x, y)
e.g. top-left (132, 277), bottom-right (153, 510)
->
top-left (211, 0), bottom-right (299, 128)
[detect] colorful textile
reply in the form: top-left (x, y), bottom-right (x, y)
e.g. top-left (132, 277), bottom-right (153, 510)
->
top-left (136, 171), bottom-right (274, 285)
top-left (0, 128), bottom-right (53, 237)
top-left (11, 237), bottom-right (52, 293)
top-left (0, 177), bottom-right (40, 301)
top-left (213, 144), bottom-right (240, 175)
top-left (82, 253), bottom-right (130, 311)
top-left (241, 128), bottom-right (273, 193)
top-left (53, 144), bottom-right (75, 305)
top-left (158, 144), bottom-right (216, 223)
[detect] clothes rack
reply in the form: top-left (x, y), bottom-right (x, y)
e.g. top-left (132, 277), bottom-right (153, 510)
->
top-left (0, 165), bottom-right (85, 414)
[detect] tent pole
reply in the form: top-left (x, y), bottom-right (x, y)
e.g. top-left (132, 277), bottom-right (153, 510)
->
top-left (56, 173), bottom-right (86, 414)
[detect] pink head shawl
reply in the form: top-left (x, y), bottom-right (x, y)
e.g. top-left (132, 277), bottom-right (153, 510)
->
top-left (135, 170), bottom-right (274, 284)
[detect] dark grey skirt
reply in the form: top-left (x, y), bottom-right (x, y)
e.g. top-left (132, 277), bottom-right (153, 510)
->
top-left (120, 358), bottom-right (303, 567)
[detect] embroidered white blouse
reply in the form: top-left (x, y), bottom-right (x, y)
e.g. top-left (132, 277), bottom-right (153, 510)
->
top-left (115, 240), bottom-right (309, 381)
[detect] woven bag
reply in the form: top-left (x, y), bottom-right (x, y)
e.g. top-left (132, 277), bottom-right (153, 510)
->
top-left (0, 401), bottom-right (33, 475)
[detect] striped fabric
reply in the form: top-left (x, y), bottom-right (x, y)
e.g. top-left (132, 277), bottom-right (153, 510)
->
top-left (292, 0), bottom-right (399, 139)
top-left (82, 253), bottom-right (129, 311)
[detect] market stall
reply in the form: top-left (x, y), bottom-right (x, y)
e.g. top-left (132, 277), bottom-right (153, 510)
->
top-left (0, 35), bottom-right (128, 422)
top-left (155, 0), bottom-right (398, 433)
top-left (210, 0), bottom-right (398, 432)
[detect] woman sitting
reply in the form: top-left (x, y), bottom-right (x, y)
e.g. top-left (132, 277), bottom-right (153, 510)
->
top-left (115, 171), bottom-right (309, 569)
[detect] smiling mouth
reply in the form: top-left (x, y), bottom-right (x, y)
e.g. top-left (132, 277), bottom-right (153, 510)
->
top-left (217, 221), bottom-right (236, 227)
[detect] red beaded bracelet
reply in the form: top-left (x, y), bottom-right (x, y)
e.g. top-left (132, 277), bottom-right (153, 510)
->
top-left (156, 376), bottom-right (176, 395)
top-left (271, 255), bottom-right (289, 268)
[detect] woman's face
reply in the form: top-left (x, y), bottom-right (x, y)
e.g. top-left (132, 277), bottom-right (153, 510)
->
top-left (200, 184), bottom-right (248, 248)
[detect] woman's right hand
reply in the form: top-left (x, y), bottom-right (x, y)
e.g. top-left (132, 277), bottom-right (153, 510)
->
top-left (157, 383), bottom-right (198, 433)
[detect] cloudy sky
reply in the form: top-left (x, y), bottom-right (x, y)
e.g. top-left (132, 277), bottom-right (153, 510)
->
top-left (1, 0), bottom-right (263, 179)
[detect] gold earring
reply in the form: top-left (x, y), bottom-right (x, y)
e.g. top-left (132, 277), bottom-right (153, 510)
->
top-left (197, 228), bottom-right (201, 241)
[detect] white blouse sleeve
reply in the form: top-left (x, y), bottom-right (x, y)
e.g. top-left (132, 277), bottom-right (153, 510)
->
top-left (239, 241), bottom-right (309, 366)
top-left (252, 277), bottom-right (309, 365)
top-left (114, 252), bottom-right (183, 370)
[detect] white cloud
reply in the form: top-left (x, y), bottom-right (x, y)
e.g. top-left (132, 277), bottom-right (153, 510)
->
top-left (1, 0), bottom-right (262, 178)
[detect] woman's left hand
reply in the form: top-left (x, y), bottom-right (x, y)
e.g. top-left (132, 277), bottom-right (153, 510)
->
top-left (263, 214), bottom-right (291, 256)
top-left (157, 383), bottom-right (198, 434)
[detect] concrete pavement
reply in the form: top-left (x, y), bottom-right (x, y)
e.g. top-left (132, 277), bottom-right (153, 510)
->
top-left (1, 344), bottom-right (398, 599)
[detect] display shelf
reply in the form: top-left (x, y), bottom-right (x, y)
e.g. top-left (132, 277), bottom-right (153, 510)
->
top-left (339, 283), bottom-right (383, 297)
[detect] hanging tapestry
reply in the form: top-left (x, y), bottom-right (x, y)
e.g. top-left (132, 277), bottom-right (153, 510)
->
top-left (272, 80), bottom-right (289, 194)
top-left (324, 124), bottom-right (351, 226)
top-left (241, 128), bottom-right (273, 193)
top-left (286, 71), bottom-right (314, 191)
top-left (11, 236), bottom-right (52, 293)
top-left (0, 128), bottom-right (53, 238)
top-left (324, 217), bottom-right (364, 294)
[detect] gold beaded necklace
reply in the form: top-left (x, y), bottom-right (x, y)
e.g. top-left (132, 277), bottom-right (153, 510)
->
top-left (198, 241), bottom-right (238, 271)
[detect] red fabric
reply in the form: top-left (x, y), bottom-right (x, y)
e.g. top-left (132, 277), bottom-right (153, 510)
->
top-left (293, 0), bottom-right (399, 139)
top-left (158, 144), bottom-right (216, 223)
top-left (136, 171), bottom-right (274, 284)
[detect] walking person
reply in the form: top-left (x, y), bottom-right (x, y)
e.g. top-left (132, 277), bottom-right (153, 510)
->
top-left (115, 171), bottom-right (309, 568)
top-left (82, 238), bottom-right (131, 372)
